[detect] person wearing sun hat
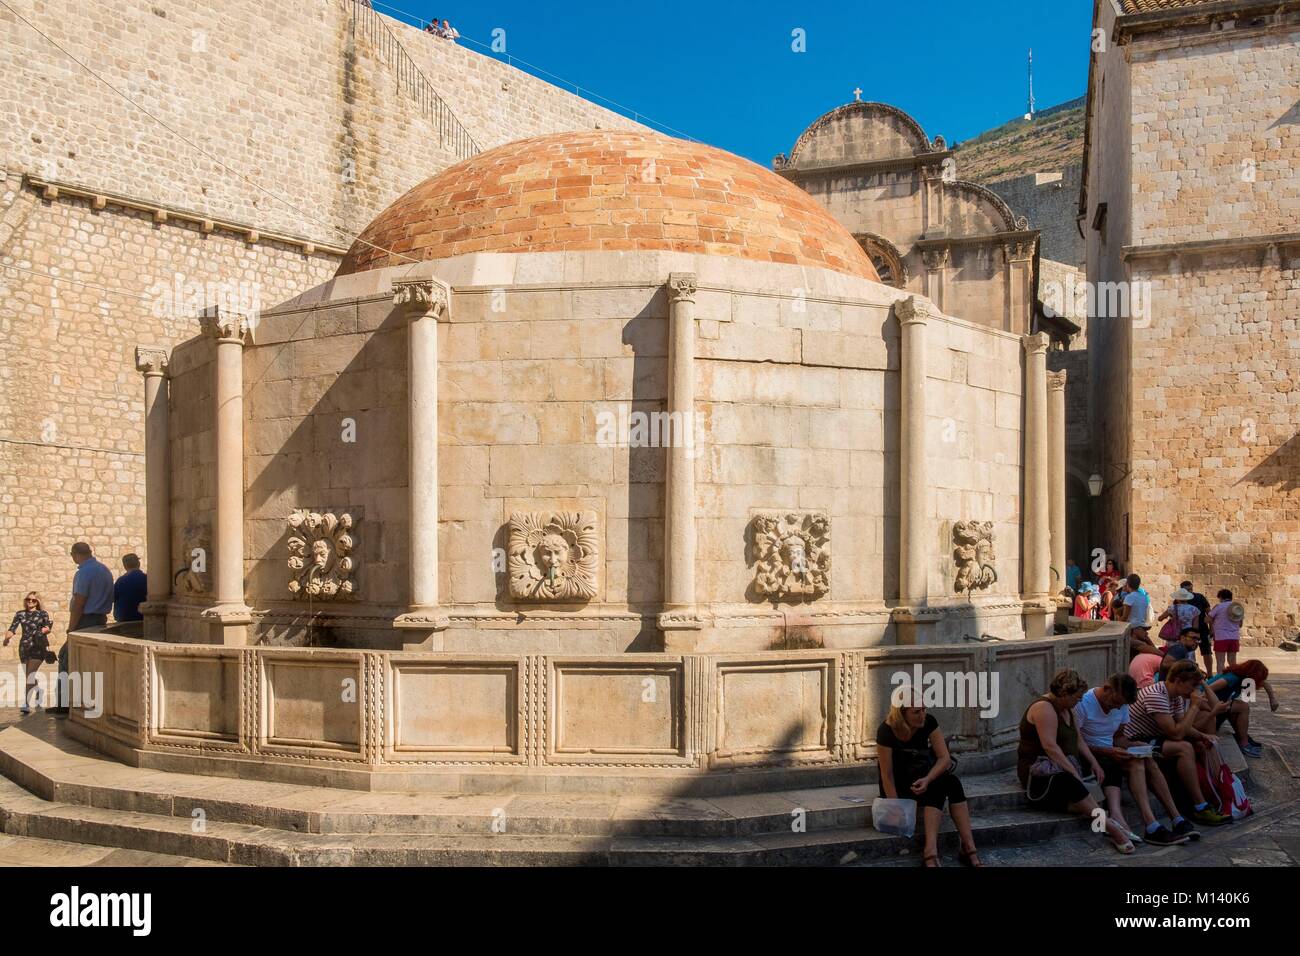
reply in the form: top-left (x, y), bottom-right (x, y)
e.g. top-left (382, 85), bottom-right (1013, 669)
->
top-left (1208, 589), bottom-right (1245, 672)
top-left (1156, 587), bottom-right (1201, 646)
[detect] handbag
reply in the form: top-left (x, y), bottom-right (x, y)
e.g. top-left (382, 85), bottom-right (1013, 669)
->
top-left (1029, 754), bottom-right (1082, 777)
top-left (1159, 610), bottom-right (1177, 642)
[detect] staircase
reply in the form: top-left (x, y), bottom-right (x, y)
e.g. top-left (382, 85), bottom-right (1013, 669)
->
top-left (0, 717), bottom-right (1108, 866)
top-left (341, 0), bottom-right (480, 161)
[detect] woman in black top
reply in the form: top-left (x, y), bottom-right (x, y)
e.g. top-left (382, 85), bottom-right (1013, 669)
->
top-left (876, 690), bottom-right (982, 867)
top-left (4, 592), bottom-right (53, 715)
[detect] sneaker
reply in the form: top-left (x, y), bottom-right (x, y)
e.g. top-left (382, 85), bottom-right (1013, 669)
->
top-left (1192, 806), bottom-right (1232, 827)
top-left (18, 706), bottom-right (29, 716)
top-left (1171, 819), bottom-right (1201, 841)
top-left (1144, 825), bottom-right (1190, 846)
top-left (1241, 742), bottom-right (1264, 758)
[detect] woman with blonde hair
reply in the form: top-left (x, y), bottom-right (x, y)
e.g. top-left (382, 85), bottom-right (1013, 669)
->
top-left (3, 592), bottom-right (53, 715)
top-left (1018, 668), bottom-right (1137, 853)
top-left (876, 686), bottom-right (982, 867)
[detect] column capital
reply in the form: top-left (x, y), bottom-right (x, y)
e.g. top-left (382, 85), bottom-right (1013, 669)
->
top-left (135, 346), bottom-right (169, 377)
top-left (1003, 236), bottom-right (1038, 262)
top-left (200, 306), bottom-right (251, 345)
top-left (895, 295), bottom-right (933, 327)
top-left (392, 277), bottom-right (451, 320)
top-left (667, 272), bottom-right (697, 303)
top-left (1021, 331), bottom-right (1050, 356)
top-left (920, 245), bottom-right (951, 271)
top-left (1047, 368), bottom-right (1068, 392)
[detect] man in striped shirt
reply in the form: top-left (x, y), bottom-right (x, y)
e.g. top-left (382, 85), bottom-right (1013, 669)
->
top-left (1124, 660), bottom-right (1231, 827)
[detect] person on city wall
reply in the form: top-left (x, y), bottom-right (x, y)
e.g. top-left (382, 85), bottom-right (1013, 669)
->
top-left (1018, 668), bottom-right (1137, 854)
top-left (876, 688), bottom-right (983, 867)
top-left (3, 592), bottom-right (54, 715)
top-left (49, 542), bottom-right (114, 715)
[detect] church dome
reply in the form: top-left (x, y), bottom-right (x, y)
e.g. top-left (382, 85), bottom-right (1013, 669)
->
top-left (337, 129), bottom-right (879, 280)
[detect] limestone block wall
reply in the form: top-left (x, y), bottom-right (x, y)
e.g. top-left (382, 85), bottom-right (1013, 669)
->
top-left (985, 167), bottom-right (1085, 267)
top-left (0, 0), bottom-right (648, 642)
top-left (1129, 24), bottom-right (1300, 244)
top-left (923, 318), bottom-right (1025, 638)
top-left (159, 250), bottom-right (1030, 652)
top-left (1126, 251), bottom-right (1300, 644)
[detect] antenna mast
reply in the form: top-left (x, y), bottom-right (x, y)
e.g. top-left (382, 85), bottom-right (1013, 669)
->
top-left (1026, 48), bottom-right (1036, 120)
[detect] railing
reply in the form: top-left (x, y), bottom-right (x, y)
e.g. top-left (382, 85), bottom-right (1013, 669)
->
top-left (342, 0), bottom-right (480, 161)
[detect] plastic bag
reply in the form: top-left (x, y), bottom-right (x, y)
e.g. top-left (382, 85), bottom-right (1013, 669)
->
top-left (871, 797), bottom-right (917, 838)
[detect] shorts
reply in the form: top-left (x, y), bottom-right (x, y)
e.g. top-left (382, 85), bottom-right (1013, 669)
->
top-left (881, 772), bottom-right (967, 812)
top-left (1214, 638), bottom-right (1240, 653)
top-left (1025, 771), bottom-right (1091, 812)
top-left (1094, 754), bottom-right (1127, 790)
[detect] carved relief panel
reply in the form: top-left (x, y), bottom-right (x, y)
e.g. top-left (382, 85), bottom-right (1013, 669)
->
top-left (953, 520), bottom-right (997, 595)
top-left (749, 512), bottom-right (830, 601)
top-left (507, 511), bottom-right (599, 601)
top-left (287, 511), bottom-right (356, 599)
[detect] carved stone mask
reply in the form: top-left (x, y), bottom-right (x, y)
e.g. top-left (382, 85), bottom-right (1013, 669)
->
top-left (537, 534), bottom-right (571, 574)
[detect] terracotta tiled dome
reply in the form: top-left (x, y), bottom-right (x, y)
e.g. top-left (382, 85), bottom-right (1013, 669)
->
top-left (337, 130), bottom-right (879, 280)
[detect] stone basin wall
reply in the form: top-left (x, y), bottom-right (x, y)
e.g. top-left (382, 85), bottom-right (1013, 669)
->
top-left (64, 623), bottom-right (1128, 793)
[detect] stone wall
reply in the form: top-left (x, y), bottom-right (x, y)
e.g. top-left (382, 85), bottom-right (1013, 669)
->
top-left (985, 166), bottom-right (1085, 267)
top-left (1085, 8), bottom-right (1300, 644)
top-left (0, 0), bottom-right (647, 645)
top-left (160, 250), bottom-right (1028, 653)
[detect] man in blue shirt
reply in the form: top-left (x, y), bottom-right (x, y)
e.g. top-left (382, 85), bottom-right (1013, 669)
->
top-left (1065, 557), bottom-right (1083, 593)
top-left (113, 553), bottom-right (148, 623)
top-left (52, 542), bottom-right (115, 715)
top-left (69, 542), bottom-right (114, 630)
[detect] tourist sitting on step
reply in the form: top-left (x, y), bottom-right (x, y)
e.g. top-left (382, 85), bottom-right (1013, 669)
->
top-left (1072, 673), bottom-right (1194, 846)
top-left (876, 688), bottom-right (982, 868)
top-left (1203, 661), bottom-right (1277, 758)
top-left (1017, 668), bottom-right (1137, 854)
top-left (1119, 574), bottom-right (1157, 656)
top-left (1122, 660), bottom-right (1232, 826)
top-left (1129, 650), bottom-right (1164, 689)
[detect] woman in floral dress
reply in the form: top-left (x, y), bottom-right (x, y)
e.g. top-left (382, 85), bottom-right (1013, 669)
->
top-left (4, 592), bottom-right (53, 715)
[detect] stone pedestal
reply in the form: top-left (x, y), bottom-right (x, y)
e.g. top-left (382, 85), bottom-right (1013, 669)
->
top-left (1047, 369), bottom-right (1068, 596)
top-left (658, 273), bottom-right (705, 649)
top-left (136, 346), bottom-right (170, 641)
top-left (392, 279), bottom-right (452, 648)
top-left (199, 308), bottom-right (252, 645)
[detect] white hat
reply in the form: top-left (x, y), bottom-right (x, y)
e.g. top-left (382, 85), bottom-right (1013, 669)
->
top-left (1172, 587), bottom-right (1193, 601)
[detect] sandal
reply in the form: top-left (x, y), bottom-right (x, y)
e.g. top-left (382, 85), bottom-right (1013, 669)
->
top-left (922, 852), bottom-right (941, 868)
top-left (1112, 839), bottom-right (1135, 855)
top-left (959, 847), bottom-right (984, 868)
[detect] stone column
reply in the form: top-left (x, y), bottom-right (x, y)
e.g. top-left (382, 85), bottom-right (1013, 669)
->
top-left (1005, 238), bottom-right (1036, 333)
top-left (199, 308), bottom-right (252, 645)
top-left (1021, 333), bottom-right (1052, 636)
top-left (921, 247), bottom-right (949, 313)
top-left (392, 278), bottom-right (452, 649)
top-left (1047, 369), bottom-right (1068, 597)
top-left (658, 273), bottom-right (704, 650)
top-left (136, 347), bottom-right (171, 640)
top-left (897, 297), bottom-right (930, 610)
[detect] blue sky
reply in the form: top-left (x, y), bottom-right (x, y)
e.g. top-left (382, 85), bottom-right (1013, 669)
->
top-left (379, 0), bottom-right (1093, 163)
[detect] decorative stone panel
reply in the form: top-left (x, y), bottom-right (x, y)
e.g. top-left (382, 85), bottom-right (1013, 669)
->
top-left (953, 520), bottom-right (997, 595)
top-left (286, 511), bottom-right (356, 600)
top-left (749, 512), bottom-right (831, 602)
top-left (507, 511), bottom-right (599, 601)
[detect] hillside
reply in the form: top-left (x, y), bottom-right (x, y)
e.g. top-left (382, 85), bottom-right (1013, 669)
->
top-left (952, 98), bottom-right (1086, 184)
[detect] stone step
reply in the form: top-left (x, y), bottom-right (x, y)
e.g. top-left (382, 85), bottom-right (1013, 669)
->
top-left (0, 772), bottom-right (1092, 867)
top-left (0, 723), bottom-right (1031, 838)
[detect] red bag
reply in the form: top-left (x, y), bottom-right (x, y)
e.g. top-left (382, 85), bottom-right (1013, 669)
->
top-left (1215, 764), bottom-right (1252, 820)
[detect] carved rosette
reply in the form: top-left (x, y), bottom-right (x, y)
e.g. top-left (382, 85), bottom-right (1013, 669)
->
top-left (199, 306), bottom-right (251, 344)
top-left (507, 511), bottom-right (599, 601)
top-left (953, 520), bottom-right (997, 595)
top-left (391, 278), bottom-right (450, 320)
top-left (749, 512), bottom-right (831, 602)
top-left (286, 510), bottom-right (356, 600)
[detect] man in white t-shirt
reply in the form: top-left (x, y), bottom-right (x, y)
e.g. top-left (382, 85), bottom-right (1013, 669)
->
top-left (1074, 674), bottom-right (1190, 846)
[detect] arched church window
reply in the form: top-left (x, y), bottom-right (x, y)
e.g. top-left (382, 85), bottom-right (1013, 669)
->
top-left (854, 234), bottom-right (907, 289)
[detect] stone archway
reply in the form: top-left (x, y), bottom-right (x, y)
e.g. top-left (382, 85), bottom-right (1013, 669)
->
top-left (854, 233), bottom-right (908, 289)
